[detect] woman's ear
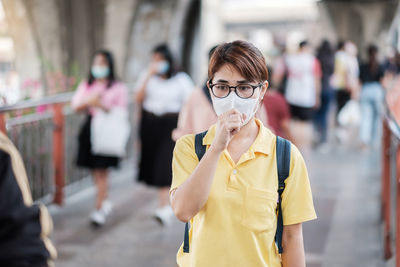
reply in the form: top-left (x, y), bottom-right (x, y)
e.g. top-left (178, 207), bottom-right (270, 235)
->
top-left (261, 80), bottom-right (269, 100)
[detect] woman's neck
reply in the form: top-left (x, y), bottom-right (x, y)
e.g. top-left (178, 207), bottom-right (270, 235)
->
top-left (96, 78), bottom-right (108, 84)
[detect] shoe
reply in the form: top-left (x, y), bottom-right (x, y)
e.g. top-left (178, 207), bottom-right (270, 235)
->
top-left (90, 210), bottom-right (106, 226)
top-left (153, 205), bottom-right (173, 226)
top-left (101, 200), bottom-right (113, 216)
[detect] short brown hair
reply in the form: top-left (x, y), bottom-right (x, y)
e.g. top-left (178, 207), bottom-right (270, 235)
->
top-left (208, 40), bottom-right (269, 83)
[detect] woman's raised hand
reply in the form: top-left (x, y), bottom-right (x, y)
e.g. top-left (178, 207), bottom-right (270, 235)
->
top-left (211, 109), bottom-right (246, 153)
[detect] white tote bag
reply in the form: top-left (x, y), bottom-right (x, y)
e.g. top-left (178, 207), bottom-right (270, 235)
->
top-left (338, 100), bottom-right (361, 127)
top-left (91, 107), bottom-right (131, 157)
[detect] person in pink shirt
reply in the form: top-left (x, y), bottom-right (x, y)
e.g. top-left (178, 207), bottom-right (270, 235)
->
top-left (71, 50), bottom-right (128, 226)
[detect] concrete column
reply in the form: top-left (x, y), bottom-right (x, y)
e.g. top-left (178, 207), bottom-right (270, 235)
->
top-left (2, 0), bottom-right (42, 95)
top-left (198, 0), bottom-right (224, 84)
top-left (124, 0), bottom-right (179, 84)
top-left (321, 0), bottom-right (399, 59)
top-left (103, 0), bottom-right (138, 80)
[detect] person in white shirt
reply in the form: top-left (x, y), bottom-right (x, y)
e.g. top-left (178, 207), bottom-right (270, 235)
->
top-left (135, 44), bottom-right (194, 225)
top-left (275, 41), bottom-right (322, 153)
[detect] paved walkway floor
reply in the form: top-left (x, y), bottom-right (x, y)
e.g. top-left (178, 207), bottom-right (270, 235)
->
top-left (51, 142), bottom-right (386, 267)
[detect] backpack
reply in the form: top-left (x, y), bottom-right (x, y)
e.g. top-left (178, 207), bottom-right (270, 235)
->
top-left (182, 131), bottom-right (291, 254)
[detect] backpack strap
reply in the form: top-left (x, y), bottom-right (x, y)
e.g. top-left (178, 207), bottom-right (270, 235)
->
top-left (183, 130), bottom-right (208, 253)
top-left (275, 136), bottom-right (291, 254)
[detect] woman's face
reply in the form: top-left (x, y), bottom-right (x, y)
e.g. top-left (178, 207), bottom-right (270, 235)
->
top-left (92, 54), bottom-right (108, 68)
top-left (151, 52), bottom-right (170, 75)
top-left (210, 64), bottom-right (268, 100)
top-left (152, 52), bottom-right (166, 63)
top-left (91, 54), bottom-right (110, 80)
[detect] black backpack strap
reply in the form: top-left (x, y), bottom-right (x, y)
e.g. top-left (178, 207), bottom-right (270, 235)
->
top-left (194, 130), bottom-right (208, 161)
top-left (275, 136), bottom-right (291, 254)
top-left (183, 130), bottom-right (208, 253)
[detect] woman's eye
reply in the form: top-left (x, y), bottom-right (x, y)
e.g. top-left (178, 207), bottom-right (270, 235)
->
top-left (238, 85), bottom-right (252, 91)
top-left (215, 85), bottom-right (228, 90)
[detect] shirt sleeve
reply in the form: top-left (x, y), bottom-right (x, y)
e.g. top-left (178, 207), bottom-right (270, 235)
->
top-left (170, 134), bottom-right (198, 192)
top-left (71, 81), bottom-right (88, 109)
top-left (313, 58), bottom-right (322, 79)
top-left (281, 144), bottom-right (317, 225)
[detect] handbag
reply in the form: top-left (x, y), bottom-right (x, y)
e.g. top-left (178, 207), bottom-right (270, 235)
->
top-left (90, 107), bottom-right (131, 157)
top-left (338, 100), bottom-right (361, 127)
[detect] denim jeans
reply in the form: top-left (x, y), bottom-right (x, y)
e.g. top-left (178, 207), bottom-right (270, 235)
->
top-left (359, 82), bottom-right (384, 145)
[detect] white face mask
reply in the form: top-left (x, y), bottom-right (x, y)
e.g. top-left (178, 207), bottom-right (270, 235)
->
top-left (157, 61), bottom-right (170, 75)
top-left (212, 92), bottom-right (260, 126)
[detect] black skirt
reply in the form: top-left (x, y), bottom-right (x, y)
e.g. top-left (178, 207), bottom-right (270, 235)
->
top-left (138, 110), bottom-right (178, 187)
top-left (76, 115), bottom-right (119, 169)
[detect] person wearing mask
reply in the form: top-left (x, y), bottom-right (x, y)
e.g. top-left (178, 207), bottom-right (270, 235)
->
top-left (359, 44), bottom-right (385, 149)
top-left (135, 44), bottom-right (194, 225)
top-left (72, 50), bottom-right (128, 226)
top-left (170, 40), bottom-right (316, 267)
top-left (314, 40), bottom-right (334, 149)
top-left (0, 132), bottom-right (57, 266)
top-left (172, 46), bottom-right (268, 141)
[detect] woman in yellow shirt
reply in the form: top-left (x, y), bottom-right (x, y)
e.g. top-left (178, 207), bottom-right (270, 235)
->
top-left (170, 40), bottom-right (316, 267)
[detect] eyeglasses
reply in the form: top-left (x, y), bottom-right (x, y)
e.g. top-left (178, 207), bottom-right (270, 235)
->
top-left (208, 81), bottom-right (263, 99)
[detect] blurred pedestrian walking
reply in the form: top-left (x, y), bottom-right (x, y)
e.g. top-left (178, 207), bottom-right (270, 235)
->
top-left (275, 40), bottom-right (322, 153)
top-left (331, 41), bottom-right (360, 143)
top-left (332, 41), bottom-right (360, 117)
top-left (359, 44), bottom-right (385, 149)
top-left (263, 66), bottom-right (292, 140)
top-left (135, 44), bottom-right (194, 225)
top-left (0, 132), bottom-right (57, 266)
top-left (314, 40), bottom-right (334, 149)
top-left (72, 50), bottom-right (129, 226)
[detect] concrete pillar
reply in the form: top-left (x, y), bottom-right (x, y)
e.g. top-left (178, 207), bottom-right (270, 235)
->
top-left (198, 0), bottom-right (224, 84)
top-left (103, 0), bottom-right (138, 80)
top-left (321, 0), bottom-right (399, 59)
top-left (2, 0), bottom-right (42, 95)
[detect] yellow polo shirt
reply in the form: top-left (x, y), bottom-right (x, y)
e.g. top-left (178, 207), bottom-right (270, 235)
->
top-left (171, 119), bottom-right (317, 267)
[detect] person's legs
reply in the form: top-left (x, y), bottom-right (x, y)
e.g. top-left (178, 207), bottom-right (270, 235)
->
top-left (158, 187), bottom-right (170, 208)
top-left (90, 168), bottom-right (109, 226)
top-left (359, 89), bottom-right (373, 146)
top-left (370, 86), bottom-right (384, 146)
top-left (315, 90), bottom-right (331, 144)
top-left (93, 169), bottom-right (109, 210)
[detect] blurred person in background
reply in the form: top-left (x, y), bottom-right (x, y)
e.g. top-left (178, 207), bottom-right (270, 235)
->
top-left (135, 44), bottom-right (194, 225)
top-left (332, 41), bottom-right (360, 116)
top-left (359, 44), bottom-right (384, 150)
top-left (170, 40), bottom-right (316, 267)
top-left (172, 45), bottom-right (268, 141)
top-left (331, 41), bottom-right (360, 142)
top-left (332, 41), bottom-right (350, 116)
top-left (263, 66), bottom-right (292, 140)
top-left (0, 131), bottom-right (57, 266)
top-left (171, 46), bottom-right (218, 141)
top-left (71, 50), bottom-right (128, 226)
top-left (275, 40), bottom-right (322, 154)
top-left (314, 40), bottom-right (334, 150)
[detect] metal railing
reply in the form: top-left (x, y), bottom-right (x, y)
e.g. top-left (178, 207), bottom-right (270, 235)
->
top-left (382, 83), bottom-right (400, 266)
top-left (0, 92), bottom-right (136, 204)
